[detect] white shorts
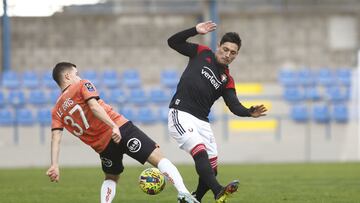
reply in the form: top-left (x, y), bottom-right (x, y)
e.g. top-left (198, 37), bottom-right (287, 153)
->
top-left (168, 108), bottom-right (218, 159)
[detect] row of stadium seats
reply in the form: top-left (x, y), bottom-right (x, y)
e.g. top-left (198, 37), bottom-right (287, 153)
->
top-left (0, 87), bottom-right (174, 107)
top-left (278, 68), bottom-right (352, 123)
top-left (283, 85), bottom-right (350, 102)
top-left (0, 108), bottom-right (52, 126)
top-left (0, 106), bottom-right (217, 126)
top-left (278, 68), bottom-right (352, 87)
top-left (0, 106), bottom-right (170, 126)
top-left (290, 103), bottom-right (349, 123)
top-left (0, 69), bottom-right (180, 89)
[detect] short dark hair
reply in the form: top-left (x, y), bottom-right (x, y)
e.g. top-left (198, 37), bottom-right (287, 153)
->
top-left (52, 62), bottom-right (76, 86)
top-left (220, 32), bottom-right (241, 50)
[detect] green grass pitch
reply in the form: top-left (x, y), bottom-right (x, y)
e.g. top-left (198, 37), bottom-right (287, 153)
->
top-left (0, 162), bottom-right (359, 203)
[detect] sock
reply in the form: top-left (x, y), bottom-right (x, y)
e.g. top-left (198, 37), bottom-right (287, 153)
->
top-left (195, 168), bottom-right (218, 201)
top-left (194, 177), bottom-right (209, 202)
top-left (157, 158), bottom-right (190, 194)
top-left (192, 145), bottom-right (222, 198)
top-left (101, 179), bottom-right (116, 203)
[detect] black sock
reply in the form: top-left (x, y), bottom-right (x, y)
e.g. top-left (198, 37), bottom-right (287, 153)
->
top-left (193, 150), bottom-right (222, 198)
top-left (194, 177), bottom-right (208, 202)
top-left (195, 168), bottom-right (218, 201)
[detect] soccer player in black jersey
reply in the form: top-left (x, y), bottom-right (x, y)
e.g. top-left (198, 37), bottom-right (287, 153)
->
top-left (167, 21), bottom-right (267, 203)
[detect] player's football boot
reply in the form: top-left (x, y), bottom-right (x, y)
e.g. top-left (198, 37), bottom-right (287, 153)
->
top-left (178, 192), bottom-right (200, 203)
top-left (215, 180), bottom-right (239, 203)
top-left (191, 191), bottom-right (197, 200)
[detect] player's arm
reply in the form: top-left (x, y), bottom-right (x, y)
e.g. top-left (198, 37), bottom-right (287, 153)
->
top-left (223, 88), bottom-right (252, 117)
top-left (87, 98), bottom-right (121, 143)
top-left (223, 88), bottom-right (267, 118)
top-left (46, 129), bottom-right (62, 183)
top-left (167, 21), bottom-right (216, 57)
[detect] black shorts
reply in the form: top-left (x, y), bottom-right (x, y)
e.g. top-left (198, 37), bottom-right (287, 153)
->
top-left (99, 121), bottom-right (158, 175)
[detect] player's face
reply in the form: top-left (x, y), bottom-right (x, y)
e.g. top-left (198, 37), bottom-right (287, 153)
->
top-left (215, 42), bottom-right (239, 66)
top-left (65, 67), bottom-right (81, 84)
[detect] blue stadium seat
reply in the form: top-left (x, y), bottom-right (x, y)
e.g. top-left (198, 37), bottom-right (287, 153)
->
top-left (108, 88), bottom-right (127, 104)
top-left (102, 70), bottom-right (119, 88)
top-left (2, 71), bottom-right (20, 89)
top-left (0, 91), bottom-right (6, 107)
top-left (22, 71), bottom-right (40, 89)
top-left (28, 90), bottom-right (49, 106)
top-left (326, 86), bottom-right (349, 102)
top-left (0, 109), bottom-right (14, 125)
top-left (15, 108), bottom-right (35, 125)
top-left (208, 111), bottom-right (217, 123)
top-left (290, 104), bottom-right (309, 122)
top-left (122, 70), bottom-right (141, 88)
top-left (278, 69), bottom-right (298, 86)
top-left (161, 70), bottom-right (179, 89)
top-left (82, 70), bottom-right (100, 87)
top-left (316, 68), bottom-right (334, 86)
top-left (297, 69), bottom-right (314, 86)
top-left (158, 107), bottom-right (169, 123)
top-left (335, 68), bottom-right (351, 86)
top-left (304, 86), bottom-right (321, 101)
top-left (137, 107), bottom-right (157, 124)
top-left (332, 104), bottom-right (348, 123)
top-left (313, 105), bottom-right (330, 123)
top-left (119, 107), bottom-right (135, 121)
top-left (283, 87), bottom-right (304, 102)
top-left (8, 90), bottom-right (26, 106)
top-left (128, 88), bottom-right (148, 105)
top-left (37, 108), bottom-right (52, 126)
top-left (149, 88), bottom-right (170, 104)
top-left (99, 90), bottom-right (109, 103)
top-left (49, 89), bottom-right (60, 104)
top-left (42, 71), bottom-right (57, 89)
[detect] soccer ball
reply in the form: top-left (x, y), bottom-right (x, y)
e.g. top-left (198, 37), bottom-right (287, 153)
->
top-left (138, 167), bottom-right (166, 195)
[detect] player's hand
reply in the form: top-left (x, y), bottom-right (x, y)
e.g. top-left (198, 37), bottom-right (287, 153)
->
top-left (111, 126), bottom-right (122, 144)
top-left (249, 104), bottom-right (267, 118)
top-left (46, 165), bottom-right (60, 183)
top-left (196, 21), bottom-right (217, 35)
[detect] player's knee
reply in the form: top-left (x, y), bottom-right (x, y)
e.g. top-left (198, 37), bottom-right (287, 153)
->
top-left (191, 144), bottom-right (208, 160)
top-left (147, 148), bottom-right (164, 167)
top-left (105, 173), bottom-right (119, 182)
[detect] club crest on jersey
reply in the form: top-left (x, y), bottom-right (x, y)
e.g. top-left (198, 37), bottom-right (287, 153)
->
top-left (127, 138), bottom-right (142, 153)
top-left (84, 82), bottom-right (95, 92)
top-left (100, 157), bottom-right (113, 167)
top-left (220, 74), bottom-right (228, 83)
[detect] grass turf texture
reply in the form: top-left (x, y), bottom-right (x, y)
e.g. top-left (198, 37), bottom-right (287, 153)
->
top-left (0, 162), bottom-right (359, 203)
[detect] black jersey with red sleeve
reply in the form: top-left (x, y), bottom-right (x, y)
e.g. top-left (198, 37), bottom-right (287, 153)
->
top-left (168, 27), bottom-right (251, 122)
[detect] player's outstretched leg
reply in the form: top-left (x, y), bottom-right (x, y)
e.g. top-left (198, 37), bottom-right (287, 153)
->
top-left (191, 145), bottom-right (239, 202)
top-left (192, 165), bottom-right (218, 202)
top-left (192, 146), bottom-right (223, 197)
top-left (147, 148), bottom-right (198, 203)
top-left (215, 180), bottom-right (240, 203)
top-left (100, 174), bottom-right (119, 203)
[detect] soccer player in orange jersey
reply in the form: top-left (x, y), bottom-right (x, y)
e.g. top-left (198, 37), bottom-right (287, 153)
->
top-left (46, 62), bottom-right (199, 203)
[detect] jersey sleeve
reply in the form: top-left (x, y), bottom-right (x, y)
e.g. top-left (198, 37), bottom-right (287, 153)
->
top-left (197, 44), bottom-right (211, 55)
top-left (51, 110), bottom-right (64, 131)
top-left (222, 88), bottom-right (251, 117)
top-left (168, 27), bottom-right (199, 58)
top-left (80, 80), bottom-right (100, 101)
